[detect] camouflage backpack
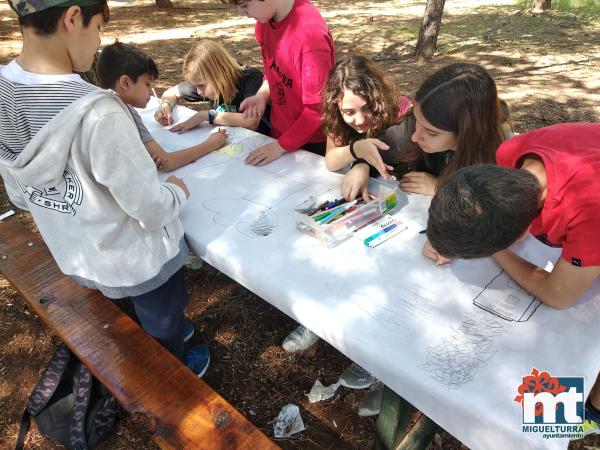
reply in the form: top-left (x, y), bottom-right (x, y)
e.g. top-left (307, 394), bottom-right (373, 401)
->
top-left (15, 344), bottom-right (121, 450)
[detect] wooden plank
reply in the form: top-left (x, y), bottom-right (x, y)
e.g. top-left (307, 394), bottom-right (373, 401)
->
top-left (0, 220), bottom-right (279, 450)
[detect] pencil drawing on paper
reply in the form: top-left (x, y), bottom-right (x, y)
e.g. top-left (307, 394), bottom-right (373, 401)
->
top-left (421, 311), bottom-right (510, 389)
top-left (325, 279), bottom-right (439, 334)
top-left (472, 270), bottom-right (541, 322)
top-left (202, 197), bottom-right (278, 238)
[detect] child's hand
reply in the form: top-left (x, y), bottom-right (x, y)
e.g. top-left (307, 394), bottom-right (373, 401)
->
top-left (169, 111), bottom-right (207, 133)
top-left (354, 138), bottom-right (393, 179)
top-left (240, 93), bottom-right (267, 119)
top-left (399, 172), bottom-right (438, 196)
top-left (154, 103), bottom-right (173, 126)
top-left (165, 175), bottom-right (190, 199)
top-left (341, 163), bottom-right (370, 201)
top-left (206, 128), bottom-right (228, 150)
top-left (422, 239), bottom-right (451, 265)
top-left (245, 142), bottom-right (285, 166)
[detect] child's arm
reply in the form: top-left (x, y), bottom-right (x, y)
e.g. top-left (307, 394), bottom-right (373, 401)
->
top-left (144, 129), bottom-right (227, 172)
top-left (170, 109), bottom-right (260, 133)
top-left (325, 136), bottom-right (392, 176)
top-left (492, 249), bottom-right (600, 309)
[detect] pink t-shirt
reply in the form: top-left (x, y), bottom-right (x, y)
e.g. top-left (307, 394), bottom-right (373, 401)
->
top-left (255, 0), bottom-right (335, 151)
top-left (496, 123), bottom-right (600, 267)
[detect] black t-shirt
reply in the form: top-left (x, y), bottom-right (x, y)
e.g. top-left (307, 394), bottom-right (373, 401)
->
top-left (177, 66), bottom-right (271, 135)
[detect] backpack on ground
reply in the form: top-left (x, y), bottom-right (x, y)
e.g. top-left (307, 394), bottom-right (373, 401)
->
top-left (15, 344), bottom-right (121, 450)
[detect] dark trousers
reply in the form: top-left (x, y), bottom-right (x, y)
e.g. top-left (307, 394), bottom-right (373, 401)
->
top-left (130, 270), bottom-right (188, 359)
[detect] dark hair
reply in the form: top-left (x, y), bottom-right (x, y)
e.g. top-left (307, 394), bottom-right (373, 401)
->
top-left (427, 164), bottom-right (540, 259)
top-left (97, 41), bottom-right (159, 89)
top-left (18, 1), bottom-right (109, 35)
top-left (322, 55), bottom-right (400, 146)
top-left (220, 0), bottom-right (261, 5)
top-left (378, 115), bottom-right (425, 178)
top-left (416, 63), bottom-right (504, 181)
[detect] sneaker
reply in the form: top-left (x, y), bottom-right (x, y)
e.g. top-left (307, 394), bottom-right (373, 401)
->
top-left (282, 325), bottom-right (320, 352)
top-left (339, 363), bottom-right (375, 389)
top-left (184, 253), bottom-right (203, 270)
top-left (184, 344), bottom-right (210, 377)
top-left (358, 384), bottom-right (383, 417)
top-left (183, 319), bottom-right (195, 343)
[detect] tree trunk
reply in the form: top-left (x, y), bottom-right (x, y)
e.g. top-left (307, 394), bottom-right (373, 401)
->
top-left (533, 0), bottom-right (551, 10)
top-left (155, 0), bottom-right (174, 9)
top-left (414, 0), bottom-right (446, 62)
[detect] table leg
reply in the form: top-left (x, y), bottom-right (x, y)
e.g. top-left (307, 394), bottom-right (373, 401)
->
top-left (395, 413), bottom-right (440, 450)
top-left (375, 385), bottom-right (440, 450)
top-left (375, 385), bottom-right (412, 449)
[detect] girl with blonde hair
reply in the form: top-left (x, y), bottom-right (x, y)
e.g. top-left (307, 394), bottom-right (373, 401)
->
top-left (155, 39), bottom-right (270, 134)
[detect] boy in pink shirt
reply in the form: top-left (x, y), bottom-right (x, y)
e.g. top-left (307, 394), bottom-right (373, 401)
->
top-left (225, 0), bottom-right (335, 166)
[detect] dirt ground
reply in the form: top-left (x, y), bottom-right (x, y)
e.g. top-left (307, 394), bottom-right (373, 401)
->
top-left (1, 0), bottom-right (599, 448)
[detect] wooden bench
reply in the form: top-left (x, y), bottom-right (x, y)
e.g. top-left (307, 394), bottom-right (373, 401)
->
top-left (0, 219), bottom-right (279, 450)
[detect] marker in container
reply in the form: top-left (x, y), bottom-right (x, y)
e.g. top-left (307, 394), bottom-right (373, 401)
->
top-left (319, 200), bottom-right (358, 224)
top-left (330, 207), bottom-right (381, 236)
top-left (308, 200), bottom-right (330, 216)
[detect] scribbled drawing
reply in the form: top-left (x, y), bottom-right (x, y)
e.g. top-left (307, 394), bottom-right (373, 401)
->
top-left (326, 279), bottom-right (438, 334)
top-left (421, 312), bottom-right (510, 389)
top-left (215, 143), bottom-right (244, 156)
top-left (203, 198), bottom-right (278, 238)
top-left (473, 270), bottom-right (541, 322)
top-left (237, 208), bottom-right (278, 238)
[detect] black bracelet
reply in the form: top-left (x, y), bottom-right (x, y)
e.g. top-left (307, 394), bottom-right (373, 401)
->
top-left (349, 141), bottom-right (359, 160)
top-left (351, 158), bottom-right (368, 168)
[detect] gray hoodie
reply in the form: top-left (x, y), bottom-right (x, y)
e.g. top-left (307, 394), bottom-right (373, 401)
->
top-left (0, 88), bottom-right (188, 298)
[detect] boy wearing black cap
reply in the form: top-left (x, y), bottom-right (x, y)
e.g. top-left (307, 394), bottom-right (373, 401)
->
top-left (0, 0), bottom-right (210, 375)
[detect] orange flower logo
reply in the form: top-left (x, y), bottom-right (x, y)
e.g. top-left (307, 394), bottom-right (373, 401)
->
top-left (514, 368), bottom-right (567, 416)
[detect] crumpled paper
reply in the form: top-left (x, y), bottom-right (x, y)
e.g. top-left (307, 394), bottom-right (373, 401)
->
top-left (273, 404), bottom-right (305, 438)
top-left (307, 379), bottom-right (341, 403)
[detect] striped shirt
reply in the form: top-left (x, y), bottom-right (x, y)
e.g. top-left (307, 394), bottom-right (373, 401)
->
top-left (0, 59), bottom-right (96, 162)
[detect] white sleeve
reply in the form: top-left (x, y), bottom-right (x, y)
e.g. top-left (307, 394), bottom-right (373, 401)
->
top-left (87, 107), bottom-right (187, 231)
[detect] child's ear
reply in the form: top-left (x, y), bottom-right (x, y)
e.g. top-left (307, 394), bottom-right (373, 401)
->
top-left (118, 75), bottom-right (132, 91)
top-left (62, 6), bottom-right (82, 32)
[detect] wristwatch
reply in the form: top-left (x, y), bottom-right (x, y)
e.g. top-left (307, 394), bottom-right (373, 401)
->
top-left (208, 109), bottom-right (218, 125)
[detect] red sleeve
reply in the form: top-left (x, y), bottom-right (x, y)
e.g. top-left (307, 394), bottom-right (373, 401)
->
top-left (560, 202), bottom-right (600, 267)
top-left (277, 103), bottom-right (323, 151)
top-left (277, 35), bottom-right (333, 151)
top-left (300, 45), bottom-right (334, 104)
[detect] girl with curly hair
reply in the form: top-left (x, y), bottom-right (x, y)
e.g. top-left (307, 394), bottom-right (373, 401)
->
top-left (322, 55), bottom-right (422, 200)
top-left (329, 59), bottom-right (511, 199)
